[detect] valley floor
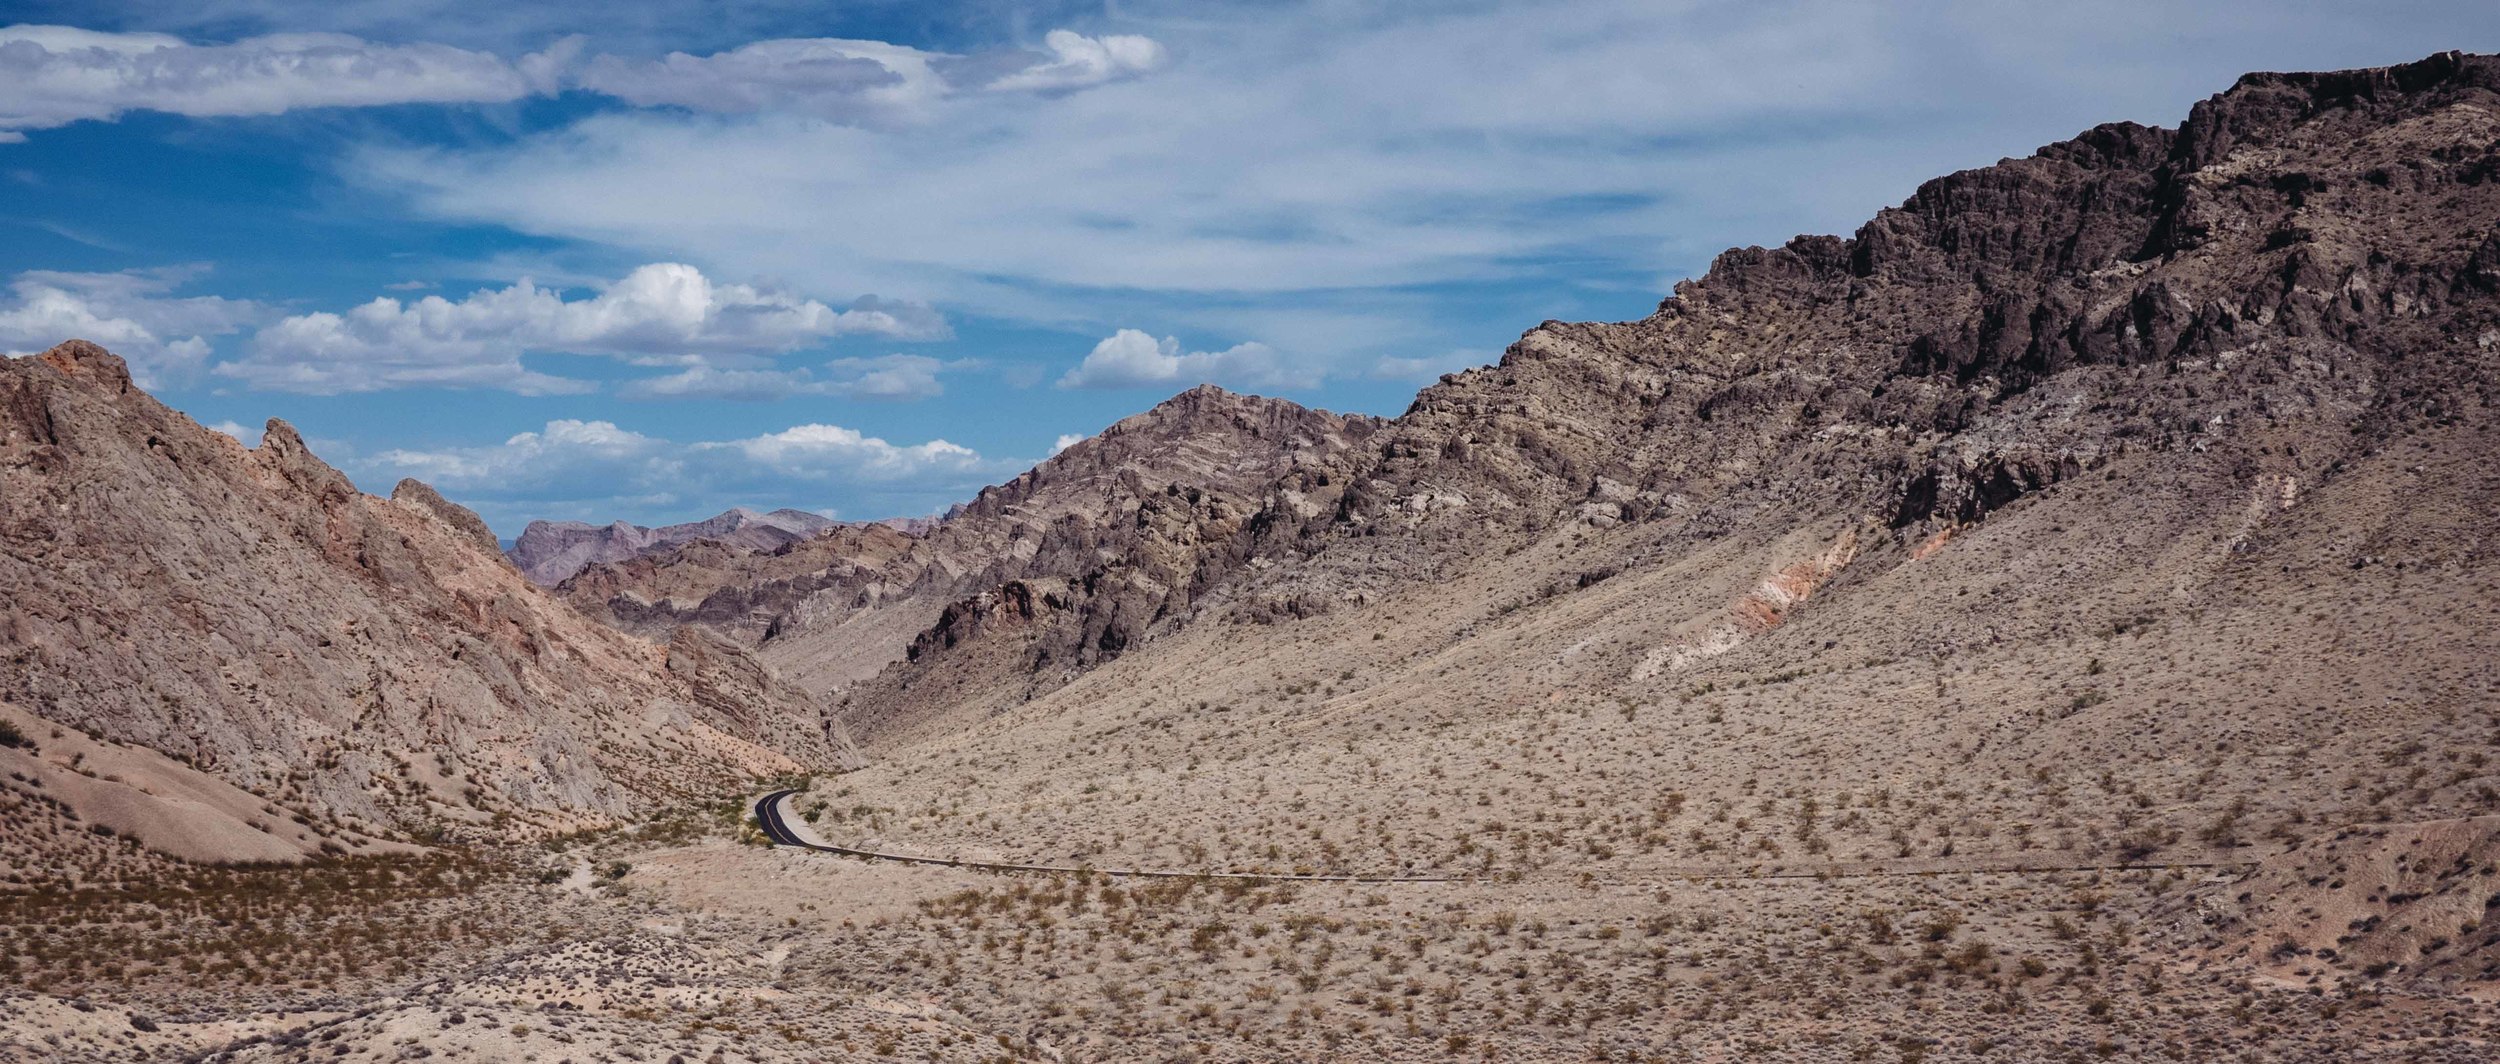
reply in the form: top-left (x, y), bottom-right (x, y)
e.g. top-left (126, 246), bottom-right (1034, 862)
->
top-left (7, 798), bottom-right (2499, 1063)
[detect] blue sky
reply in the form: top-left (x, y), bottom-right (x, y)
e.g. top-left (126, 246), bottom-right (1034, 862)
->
top-left (2, 1), bottom-right (2494, 534)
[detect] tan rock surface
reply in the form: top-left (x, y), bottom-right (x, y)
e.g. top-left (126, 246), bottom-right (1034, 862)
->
top-left (0, 341), bottom-right (859, 858)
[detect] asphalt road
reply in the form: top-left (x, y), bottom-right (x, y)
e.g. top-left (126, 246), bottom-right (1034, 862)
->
top-left (750, 789), bottom-right (1460, 883)
top-left (750, 789), bottom-right (2257, 886)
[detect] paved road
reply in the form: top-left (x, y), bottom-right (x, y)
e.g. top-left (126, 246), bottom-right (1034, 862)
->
top-left (752, 790), bottom-right (2258, 886)
top-left (750, 789), bottom-right (1461, 883)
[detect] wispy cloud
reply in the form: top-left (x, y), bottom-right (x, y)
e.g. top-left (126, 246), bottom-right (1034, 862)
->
top-left (616, 353), bottom-right (965, 401)
top-left (0, 24), bottom-right (571, 139)
top-left (0, 22), bottom-right (1170, 139)
top-left (983, 30), bottom-right (1164, 92)
top-left (574, 37), bottom-right (949, 123)
top-left (356, 2), bottom-right (1894, 305)
top-left (337, 0), bottom-right (2500, 390)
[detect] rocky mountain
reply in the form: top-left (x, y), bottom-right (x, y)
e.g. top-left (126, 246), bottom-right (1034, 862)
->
top-left (563, 52), bottom-right (2500, 956)
top-left (556, 383), bottom-right (1383, 698)
top-left (508, 507), bottom-right (848, 585)
top-left (573, 54), bottom-right (2500, 772)
top-left (823, 51), bottom-right (2500, 748)
top-left (0, 341), bottom-right (860, 867)
top-left (738, 56), bottom-right (2500, 1022)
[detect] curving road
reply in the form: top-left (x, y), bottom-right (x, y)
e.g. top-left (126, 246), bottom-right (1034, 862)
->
top-left (750, 789), bottom-right (1462, 883)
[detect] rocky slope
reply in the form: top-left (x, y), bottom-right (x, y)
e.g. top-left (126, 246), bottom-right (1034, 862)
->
top-left (0, 341), bottom-right (860, 863)
top-left (577, 53), bottom-right (2500, 763)
top-left (557, 383), bottom-right (1383, 701)
top-left (762, 58), bottom-right (2500, 1023)
top-left (508, 507), bottom-right (846, 585)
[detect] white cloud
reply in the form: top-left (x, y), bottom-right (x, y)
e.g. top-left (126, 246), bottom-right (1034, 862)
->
top-left (575, 37), bottom-right (948, 123)
top-left (614, 366), bottom-right (819, 401)
top-left (725, 423), bottom-right (980, 477)
top-left (354, 0), bottom-right (2500, 384)
top-left (985, 31), bottom-right (1166, 93)
top-left (0, 23), bottom-right (1164, 140)
top-left (0, 25), bottom-right (563, 137)
top-left (221, 263), bottom-right (944, 394)
top-left (362, 2), bottom-right (1898, 307)
top-left (1369, 348), bottom-right (1495, 382)
top-left (1057, 328), bottom-right (1313, 391)
top-left (373, 418), bottom-right (663, 487)
top-left (205, 419), bottom-right (263, 446)
top-left (566, 30), bottom-right (1163, 125)
top-left (360, 416), bottom-right (1003, 530)
top-left (1051, 432), bottom-right (1087, 455)
top-left (616, 354), bottom-right (957, 401)
top-left (834, 295), bottom-right (951, 342)
top-left (0, 266), bottom-right (259, 386)
top-left (828, 354), bottom-right (951, 400)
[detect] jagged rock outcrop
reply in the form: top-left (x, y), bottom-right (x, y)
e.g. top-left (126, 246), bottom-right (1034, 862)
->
top-left (509, 507), bottom-right (851, 586)
top-left (0, 341), bottom-right (861, 856)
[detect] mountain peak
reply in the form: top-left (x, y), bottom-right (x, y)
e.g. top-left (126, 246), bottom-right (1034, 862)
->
top-left (32, 338), bottom-right (132, 395)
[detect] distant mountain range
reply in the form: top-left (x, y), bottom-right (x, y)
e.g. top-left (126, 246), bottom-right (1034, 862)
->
top-left (507, 508), bottom-right (944, 586)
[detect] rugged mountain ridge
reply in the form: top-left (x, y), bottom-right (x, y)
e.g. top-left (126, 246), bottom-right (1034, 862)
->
top-left (816, 50), bottom-right (2500, 744)
top-left (0, 341), bottom-right (860, 862)
top-left (509, 507), bottom-right (848, 585)
top-left (557, 383), bottom-right (1383, 701)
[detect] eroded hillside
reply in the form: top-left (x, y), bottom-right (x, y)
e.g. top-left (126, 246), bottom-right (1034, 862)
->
top-left (0, 341), bottom-right (859, 867)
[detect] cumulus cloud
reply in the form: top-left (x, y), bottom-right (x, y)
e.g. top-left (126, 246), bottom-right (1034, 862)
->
top-left (0, 25), bottom-right (563, 138)
top-left (725, 423), bottom-right (980, 477)
top-left (985, 30), bottom-right (1166, 93)
top-left (1057, 329), bottom-right (1314, 391)
top-left (360, 416), bottom-right (1002, 531)
top-left (372, 418), bottom-right (667, 488)
top-left (1050, 433), bottom-right (1087, 455)
top-left (616, 354), bottom-right (958, 401)
top-left (221, 263), bottom-right (945, 394)
top-left (0, 266), bottom-right (260, 386)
